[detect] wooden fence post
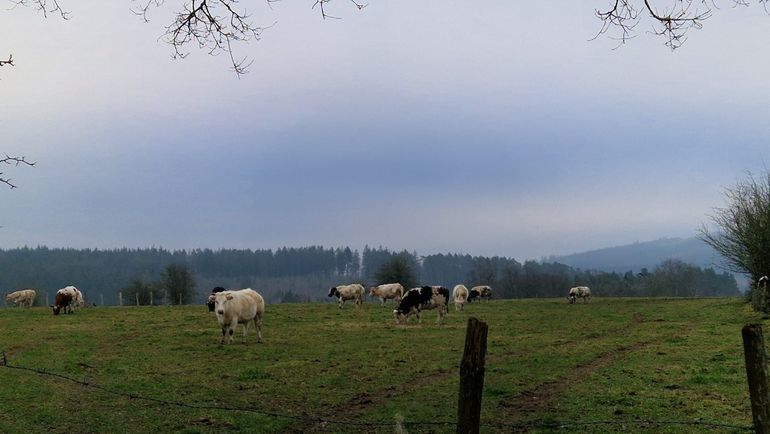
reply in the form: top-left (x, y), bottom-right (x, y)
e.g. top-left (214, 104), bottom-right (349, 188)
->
top-left (743, 323), bottom-right (770, 434)
top-left (135, 293), bottom-right (139, 306)
top-left (118, 292), bottom-right (123, 307)
top-left (457, 317), bottom-right (488, 434)
top-left (179, 293), bottom-right (182, 306)
top-left (100, 293), bottom-right (104, 306)
top-left (150, 291), bottom-right (153, 306)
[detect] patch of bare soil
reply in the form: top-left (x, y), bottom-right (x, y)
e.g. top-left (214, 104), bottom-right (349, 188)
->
top-left (496, 339), bottom-right (657, 431)
top-left (285, 367), bottom-right (455, 433)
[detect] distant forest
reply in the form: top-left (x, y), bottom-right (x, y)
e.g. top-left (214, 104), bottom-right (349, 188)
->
top-left (0, 246), bottom-right (740, 306)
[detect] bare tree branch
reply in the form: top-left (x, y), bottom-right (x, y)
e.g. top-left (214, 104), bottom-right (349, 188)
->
top-left (9, 0), bottom-right (69, 19)
top-left (0, 155), bottom-right (35, 189)
top-left (594, 0), bottom-right (742, 49)
top-left (0, 55), bottom-right (13, 67)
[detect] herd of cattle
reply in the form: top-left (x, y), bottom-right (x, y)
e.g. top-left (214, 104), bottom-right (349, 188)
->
top-left (326, 283), bottom-right (494, 325)
top-left (3, 282), bottom-right (595, 344)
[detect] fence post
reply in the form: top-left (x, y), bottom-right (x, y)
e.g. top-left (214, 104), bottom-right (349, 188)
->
top-left (457, 317), bottom-right (488, 434)
top-left (118, 292), bottom-right (123, 307)
top-left (179, 293), bottom-right (182, 306)
top-left (136, 293), bottom-right (139, 306)
top-left (100, 293), bottom-right (104, 306)
top-left (742, 323), bottom-right (770, 434)
top-left (150, 291), bottom-right (153, 306)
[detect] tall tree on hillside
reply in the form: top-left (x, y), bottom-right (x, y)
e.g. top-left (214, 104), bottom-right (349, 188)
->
top-left (161, 263), bottom-right (196, 305)
top-left (699, 170), bottom-right (770, 311)
top-left (374, 253), bottom-right (417, 290)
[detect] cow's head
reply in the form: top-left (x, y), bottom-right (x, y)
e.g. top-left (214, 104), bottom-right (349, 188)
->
top-left (393, 309), bottom-right (407, 324)
top-left (468, 289), bottom-right (479, 302)
top-left (368, 286), bottom-right (378, 297)
top-left (214, 293), bottom-right (235, 316)
top-left (51, 305), bottom-right (61, 315)
top-left (568, 294), bottom-right (577, 304)
top-left (328, 287), bottom-right (338, 298)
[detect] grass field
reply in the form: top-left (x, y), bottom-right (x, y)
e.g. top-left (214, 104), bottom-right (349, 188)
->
top-left (0, 297), bottom-right (763, 433)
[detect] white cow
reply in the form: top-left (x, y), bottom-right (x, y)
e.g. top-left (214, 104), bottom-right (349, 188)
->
top-left (368, 283), bottom-right (404, 306)
top-left (213, 288), bottom-right (265, 344)
top-left (5, 289), bottom-right (36, 307)
top-left (72, 287), bottom-right (85, 308)
top-left (328, 284), bottom-right (365, 308)
top-left (452, 284), bottom-right (469, 311)
top-left (568, 286), bottom-right (591, 304)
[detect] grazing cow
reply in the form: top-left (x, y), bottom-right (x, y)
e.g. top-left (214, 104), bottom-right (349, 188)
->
top-left (568, 286), bottom-right (591, 304)
top-left (452, 285), bottom-right (469, 311)
top-left (213, 288), bottom-right (265, 344)
top-left (328, 284), bottom-right (365, 308)
top-left (393, 286), bottom-right (450, 324)
top-left (57, 286), bottom-right (83, 311)
top-left (207, 286), bottom-right (227, 312)
top-left (468, 285), bottom-right (492, 303)
top-left (5, 289), bottom-right (36, 308)
top-left (72, 287), bottom-right (85, 308)
top-left (52, 290), bottom-right (74, 315)
top-left (368, 283), bottom-right (405, 306)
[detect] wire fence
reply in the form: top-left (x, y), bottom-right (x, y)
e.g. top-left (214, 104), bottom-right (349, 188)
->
top-left (0, 352), bottom-right (754, 432)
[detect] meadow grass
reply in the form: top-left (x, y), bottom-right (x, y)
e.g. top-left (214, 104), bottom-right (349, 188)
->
top-left (0, 297), bottom-right (763, 433)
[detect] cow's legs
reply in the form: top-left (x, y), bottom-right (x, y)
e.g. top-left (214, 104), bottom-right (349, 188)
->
top-left (254, 314), bottom-right (263, 342)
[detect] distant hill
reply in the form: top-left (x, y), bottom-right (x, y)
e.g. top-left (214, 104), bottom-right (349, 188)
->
top-left (547, 237), bottom-right (728, 275)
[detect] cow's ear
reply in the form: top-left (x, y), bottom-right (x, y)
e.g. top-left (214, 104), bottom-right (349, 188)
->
top-left (226, 295), bottom-right (234, 300)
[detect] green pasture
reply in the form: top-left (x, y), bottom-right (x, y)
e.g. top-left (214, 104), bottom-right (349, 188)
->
top-left (0, 297), bottom-right (763, 433)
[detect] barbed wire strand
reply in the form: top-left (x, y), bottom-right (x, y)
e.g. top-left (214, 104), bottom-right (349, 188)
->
top-left (0, 352), bottom-right (753, 431)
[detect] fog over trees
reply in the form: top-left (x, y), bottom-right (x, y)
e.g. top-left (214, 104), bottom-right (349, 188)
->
top-left (0, 245), bottom-right (739, 306)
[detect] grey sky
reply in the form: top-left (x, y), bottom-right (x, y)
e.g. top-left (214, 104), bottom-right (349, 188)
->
top-left (2, 1), bottom-right (768, 259)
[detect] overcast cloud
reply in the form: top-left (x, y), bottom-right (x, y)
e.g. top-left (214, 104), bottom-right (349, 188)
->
top-left (1, 1), bottom-right (768, 259)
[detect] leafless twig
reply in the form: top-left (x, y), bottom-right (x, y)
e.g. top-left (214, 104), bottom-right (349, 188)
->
top-left (593, 0), bottom-right (763, 49)
top-left (8, 0), bottom-right (69, 19)
top-left (0, 55), bottom-right (13, 67)
top-left (0, 155), bottom-right (35, 189)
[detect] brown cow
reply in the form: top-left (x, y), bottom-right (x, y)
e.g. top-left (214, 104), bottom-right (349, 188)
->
top-left (52, 291), bottom-right (73, 315)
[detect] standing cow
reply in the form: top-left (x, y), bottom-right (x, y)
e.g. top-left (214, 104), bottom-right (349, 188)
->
top-left (212, 288), bottom-right (265, 344)
top-left (369, 283), bottom-right (404, 306)
top-left (452, 284), bottom-right (469, 311)
top-left (52, 289), bottom-right (74, 315)
top-left (468, 285), bottom-right (492, 302)
top-left (568, 286), bottom-right (591, 304)
top-left (394, 286), bottom-right (450, 324)
top-left (5, 289), bottom-right (36, 308)
top-left (328, 284), bottom-right (365, 308)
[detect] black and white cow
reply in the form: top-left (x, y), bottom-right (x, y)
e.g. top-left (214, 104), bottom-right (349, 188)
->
top-left (207, 286), bottom-right (228, 312)
top-left (468, 285), bottom-right (492, 303)
top-left (393, 286), bottom-right (450, 324)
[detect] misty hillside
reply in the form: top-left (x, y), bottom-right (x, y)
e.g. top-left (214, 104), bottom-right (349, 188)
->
top-left (547, 237), bottom-right (727, 274)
